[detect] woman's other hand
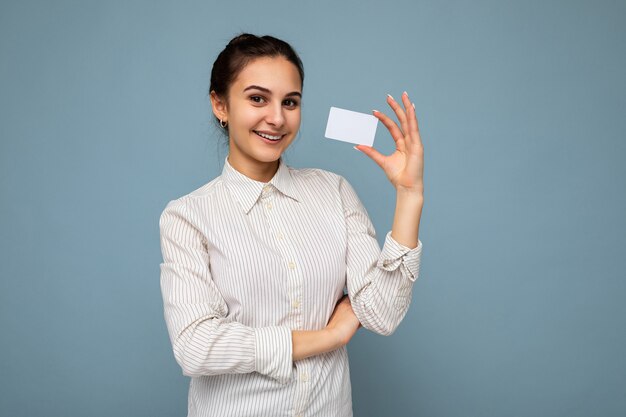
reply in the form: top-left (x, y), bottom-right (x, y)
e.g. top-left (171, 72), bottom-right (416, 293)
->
top-left (325, 295), bottom-right (362, 347)
top-left (355, 91), bottom-right (424, 196)
top-left (292, 295), bottom-right (361, 360)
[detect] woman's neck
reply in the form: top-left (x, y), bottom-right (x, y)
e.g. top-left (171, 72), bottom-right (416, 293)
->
top-left (227, 154), bottom-right (280, 183)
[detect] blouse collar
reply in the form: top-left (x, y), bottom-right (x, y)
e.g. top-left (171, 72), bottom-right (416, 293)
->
top-left (221, 156), bottom-right (301, 214)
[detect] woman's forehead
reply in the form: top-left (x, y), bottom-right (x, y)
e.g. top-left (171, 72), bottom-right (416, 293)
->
top-left (233, 57), bottom-right (302, 93)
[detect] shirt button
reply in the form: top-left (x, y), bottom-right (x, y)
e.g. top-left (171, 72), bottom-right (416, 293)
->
top-left (288, 261), bottom-right (296, 270)
top-left (292, 299), bottom-right (301, 309)
top-left (265, 202), bottom-right (273, 210)
top-left (300, 372), bottom-right (309, 382)
top-left (277, 232), bottom-right (284, 240)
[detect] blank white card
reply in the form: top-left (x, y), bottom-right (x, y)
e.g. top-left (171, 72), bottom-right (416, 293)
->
top-left (324, 106), bottom-right (378, 146)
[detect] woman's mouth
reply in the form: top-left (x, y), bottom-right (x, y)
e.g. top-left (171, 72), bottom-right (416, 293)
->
top-left (254, 130), bottom-right (284, 143)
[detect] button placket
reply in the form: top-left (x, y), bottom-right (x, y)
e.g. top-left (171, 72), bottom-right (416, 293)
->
top-left (263, 192), bottom-right (303, 330)
top-left (293, 360), bottom-right (312, 416)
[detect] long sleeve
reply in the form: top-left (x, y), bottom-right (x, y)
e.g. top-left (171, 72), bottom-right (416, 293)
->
top-left (339, 176), bottom-right (423, 336)
top-left (159, 198), bottom-right (293, 384)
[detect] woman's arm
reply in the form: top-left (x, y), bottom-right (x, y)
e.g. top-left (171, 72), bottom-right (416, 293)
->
top-left (160, 199), bottom-right (293, 384)
top-left (391, 188), bottom-right (423, 249)
top-left (292, 295), bottom-right (361, 361)
top-left (357, 91), bottom-right (424, 249)
top-left (344, 91), bottom-right (424, 336)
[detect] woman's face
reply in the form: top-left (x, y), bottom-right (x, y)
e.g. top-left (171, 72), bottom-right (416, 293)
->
top-left (212, 56), bottom-right (302, 177)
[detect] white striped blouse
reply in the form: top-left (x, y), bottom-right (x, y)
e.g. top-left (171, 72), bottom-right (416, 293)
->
top-left (159, 156), bottom-right (423, 417)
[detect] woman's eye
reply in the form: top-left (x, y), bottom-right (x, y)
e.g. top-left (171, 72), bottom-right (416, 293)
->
top-left (283, 99), bottom-right (299, 108)
top-left (250, 96), bottom-right (266, 104)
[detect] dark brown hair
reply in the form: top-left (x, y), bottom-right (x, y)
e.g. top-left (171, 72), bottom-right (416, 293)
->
top-left (209, 33), bottom-right (304, 100)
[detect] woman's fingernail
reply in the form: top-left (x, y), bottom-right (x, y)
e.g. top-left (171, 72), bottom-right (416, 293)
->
top-left (372, 109), bottom-right (379, 114)
top-left (412, 103), bottom-right (416, 109)
top-left (403, 91), bottom-right (408, 97)
top-left (353, 146), bottom-right (361, 152)
top-left (387, 94), bottom-right (394, 100)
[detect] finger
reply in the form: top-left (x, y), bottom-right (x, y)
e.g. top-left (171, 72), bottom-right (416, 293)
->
top-left (404, 92), bottom-right (422, 147)
top-left (387, 94), bottom-right (410, 138)
top-left (354, 144), bottom-right (386, 169)
top-left (401, 92), bottom-right (414, 129)
top-left (373, 110), bottom-right (406, 149)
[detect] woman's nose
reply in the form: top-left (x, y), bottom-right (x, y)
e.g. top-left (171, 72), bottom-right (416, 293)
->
top-left (266, 104), bottom-right (285, 127)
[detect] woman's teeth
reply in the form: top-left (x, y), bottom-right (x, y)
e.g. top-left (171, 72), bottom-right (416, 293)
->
top-left (255, 131), bottom-right (283, 141)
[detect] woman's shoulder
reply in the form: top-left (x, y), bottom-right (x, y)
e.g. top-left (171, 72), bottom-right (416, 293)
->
top-left (160, 175), bottom-right (225, 214)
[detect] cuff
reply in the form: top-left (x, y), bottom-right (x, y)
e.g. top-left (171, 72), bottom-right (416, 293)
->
top-left (377, 231), bottom-right (423, 282)
top-left (254, 326), bottom-right (293, 384)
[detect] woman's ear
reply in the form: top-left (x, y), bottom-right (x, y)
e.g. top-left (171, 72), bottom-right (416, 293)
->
top-left (210, 91), bottom-right (228, 123)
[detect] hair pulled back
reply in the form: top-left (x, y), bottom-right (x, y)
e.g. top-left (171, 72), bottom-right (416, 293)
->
top-left (210, 33), bottom-right (304, 100)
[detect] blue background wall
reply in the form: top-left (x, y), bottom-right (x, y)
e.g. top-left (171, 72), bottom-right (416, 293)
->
top-left (1, 0), bottom-right (625, 416)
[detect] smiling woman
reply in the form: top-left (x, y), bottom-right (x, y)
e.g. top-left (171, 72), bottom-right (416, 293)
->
top-left (210, 56), bottom-right (303, 182)
top-left (159, 33), bottom-right (425, 417)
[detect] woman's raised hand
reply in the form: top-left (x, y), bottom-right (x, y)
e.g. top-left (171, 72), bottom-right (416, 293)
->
top-left (355, 92), bottom-right (424, 196)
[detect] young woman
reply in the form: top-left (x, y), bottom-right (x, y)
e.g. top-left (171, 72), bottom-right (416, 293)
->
top-left (159, 33), bottom-right (424, 417)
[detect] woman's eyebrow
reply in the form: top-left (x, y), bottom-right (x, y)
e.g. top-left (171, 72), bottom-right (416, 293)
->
top-left (243, 85), bottom-right (302, 98)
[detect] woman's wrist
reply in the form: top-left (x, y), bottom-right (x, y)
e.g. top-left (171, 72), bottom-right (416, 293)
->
top-left (323, 327), bottom-right (346, 350)
top-left (391, 185), bottom-right (424, 249)
top-left (396, 184), bottom-right (424, 203)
